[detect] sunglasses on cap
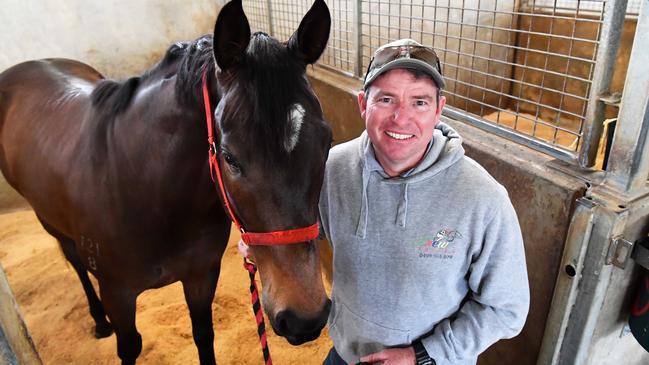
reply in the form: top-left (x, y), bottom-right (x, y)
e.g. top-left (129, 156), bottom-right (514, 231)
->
top-left (364, 44), bottom-right (444, 89)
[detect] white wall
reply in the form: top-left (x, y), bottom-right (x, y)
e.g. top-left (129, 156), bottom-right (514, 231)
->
top-left (0, 0), bottom-right (221, 78)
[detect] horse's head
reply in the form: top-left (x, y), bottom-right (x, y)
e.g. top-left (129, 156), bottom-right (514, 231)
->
top-left (211, 0), bottom-right (332, 345)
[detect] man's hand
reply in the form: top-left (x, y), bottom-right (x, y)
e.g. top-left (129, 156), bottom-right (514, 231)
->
top-left (359, 347), bottom-right (416, 365)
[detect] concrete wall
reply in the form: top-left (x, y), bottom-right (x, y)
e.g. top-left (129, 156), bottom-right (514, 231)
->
top-left (0, 0), bottom-right (219, 79)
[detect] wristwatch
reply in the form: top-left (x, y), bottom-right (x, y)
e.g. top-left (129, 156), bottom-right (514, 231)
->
top-left (412, 340), bottom-right (436, 365)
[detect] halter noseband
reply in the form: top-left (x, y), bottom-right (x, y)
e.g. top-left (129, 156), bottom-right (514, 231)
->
top-left (201, 70), bottom-right (320, 246)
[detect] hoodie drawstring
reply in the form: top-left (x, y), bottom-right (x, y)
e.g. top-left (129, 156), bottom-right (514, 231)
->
top-left (355, 169), bottom-right (370, 238)
top-left (396, 184), bottom-right (409, 228)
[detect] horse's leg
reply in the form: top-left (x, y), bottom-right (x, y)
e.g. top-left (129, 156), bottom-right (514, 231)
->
top-left (182, 268), bottom-right (220, 365)
top-left (36, 216), bottom-right (113, 338)
top-left (99, 284), bottom-right (141, 365)
top-left (59, 237), bottom-right (114, 338)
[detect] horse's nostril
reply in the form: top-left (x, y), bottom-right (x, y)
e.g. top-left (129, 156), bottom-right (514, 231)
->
top-left (271, 303), bottom-right (330, 345)
top-left (274, 310), bottom-right (294, 335)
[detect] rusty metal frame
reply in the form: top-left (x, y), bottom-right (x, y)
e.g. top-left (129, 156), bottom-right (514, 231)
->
top-left (536, 4), bottom-right (649, 362)
top-left (578, 0), bottom-right (629, 168)
top-left (602, 0), bottom-right (649, 197)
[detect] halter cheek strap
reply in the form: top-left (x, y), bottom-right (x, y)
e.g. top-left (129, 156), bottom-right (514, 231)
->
top-left (201, 70), bottom-right (320, 246)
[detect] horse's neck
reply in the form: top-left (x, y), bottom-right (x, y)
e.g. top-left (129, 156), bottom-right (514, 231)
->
top-left (105, 77), bottom-right (208, 179)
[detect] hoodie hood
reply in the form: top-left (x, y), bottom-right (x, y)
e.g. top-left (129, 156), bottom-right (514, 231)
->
top-left (355, 121), bottom-right (465, 237)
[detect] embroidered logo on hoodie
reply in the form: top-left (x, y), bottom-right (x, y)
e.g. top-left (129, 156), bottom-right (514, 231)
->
top-left (415, 229), bottom-right (462, 259)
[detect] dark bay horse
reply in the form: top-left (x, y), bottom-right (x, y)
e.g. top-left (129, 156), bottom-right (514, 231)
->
top-left (0, 0), bottom-right (332, 363)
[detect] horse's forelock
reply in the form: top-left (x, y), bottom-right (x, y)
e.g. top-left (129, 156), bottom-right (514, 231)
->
top-left (221, 34), bottom-right (315, 161)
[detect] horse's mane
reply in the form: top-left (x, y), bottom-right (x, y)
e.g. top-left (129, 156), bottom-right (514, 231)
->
top-left (90, 36), bottom-right (215, 116)
top-left (89, 33), bottom-right (315, 161)
top-left (91, 77), bottom-right (140, 116)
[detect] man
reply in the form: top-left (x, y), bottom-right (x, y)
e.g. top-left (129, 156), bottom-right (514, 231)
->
top-left (317, 39), bottom-right (530, 365)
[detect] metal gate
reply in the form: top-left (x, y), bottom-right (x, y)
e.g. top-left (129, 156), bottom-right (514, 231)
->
top-left (242, 0), bottom-right (641, 169)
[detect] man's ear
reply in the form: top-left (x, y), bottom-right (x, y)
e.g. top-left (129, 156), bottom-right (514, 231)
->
top-left (357, 90), bottom-right (367, 119)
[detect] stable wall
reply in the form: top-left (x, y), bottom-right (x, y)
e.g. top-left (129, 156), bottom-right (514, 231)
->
top-left (0, 0), bottom-right (219, 79)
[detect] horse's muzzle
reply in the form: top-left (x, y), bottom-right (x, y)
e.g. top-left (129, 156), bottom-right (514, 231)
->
top-left (270, 299), bottom-right (331, 345)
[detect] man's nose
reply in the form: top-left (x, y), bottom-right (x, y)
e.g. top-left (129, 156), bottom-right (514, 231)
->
top-left (393, 104), bottom-right (412, 123)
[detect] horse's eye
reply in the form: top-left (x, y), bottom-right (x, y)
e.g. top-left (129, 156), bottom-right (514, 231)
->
top-left (224, 154), bottom-right (242, 173)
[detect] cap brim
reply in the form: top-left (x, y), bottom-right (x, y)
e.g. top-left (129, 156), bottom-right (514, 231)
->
top-left (364, 58), bottom-right (445, 90)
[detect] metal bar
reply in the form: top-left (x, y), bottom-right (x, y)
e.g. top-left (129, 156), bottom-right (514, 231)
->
top-left (453, 0), bottom-right (467, 103)
top-left (354, 0), bottom-right (362, 78)
top-left (514, 1), bottom-right (543, 136)
top-left (402, 15), bottom-right (600, 45)
top-left (480, 0), bottom-right (499, 117)
top-left (444, 93), bottom-right (583, 136)
top-left (410, 4), bottom-right (605, 24)
top-left (557, 201), bottom-right (629, 365)
top-left (266, 0), bottom-right (274, 36)
top-left (446, 78), bottom-right (586, 121)
top-left (438, 46), bottom-right (594, 85)
top-left (554, 0), bottom-right (585, 150)
top-left (578, 0), bottom-right (629, 167)
top-left (538, 0), bottom-right (559, 144)
top-left (447, 58), bottom-right (591, 102)
top-left (444, 106), bottom-right (579, 162)
top-left (505, 0), bottom-right (523, 114)
top-left (364, 24), bottom-right (599, 64)
top-left (536, 197), bottom-right (595, 365)
top-left (604, 0), bottom-right (649, 195)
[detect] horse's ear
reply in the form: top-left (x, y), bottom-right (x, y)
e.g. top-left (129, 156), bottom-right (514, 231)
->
top-left (287, 0), bottom-right (331, 65)
top-left (213, 0), bottom-right (251, 71)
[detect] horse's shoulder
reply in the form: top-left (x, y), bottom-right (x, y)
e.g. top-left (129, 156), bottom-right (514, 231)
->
top-left (90, 77), bottom-right (140, 116)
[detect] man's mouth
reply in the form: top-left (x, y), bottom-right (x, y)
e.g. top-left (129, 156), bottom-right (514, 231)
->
top-left (385, 131), bottom-right (414, 140)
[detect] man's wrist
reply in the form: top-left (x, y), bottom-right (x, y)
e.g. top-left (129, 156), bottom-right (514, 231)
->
top-left (412, 340), bottom-right (436, 365)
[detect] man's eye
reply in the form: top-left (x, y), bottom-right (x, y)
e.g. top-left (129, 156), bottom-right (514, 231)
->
top-left (415, 100), bottom-right (428, 106)
top-left (380, 97), bottom-right (392, 103)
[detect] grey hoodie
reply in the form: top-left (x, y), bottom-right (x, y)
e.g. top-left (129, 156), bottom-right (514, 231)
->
top-left (319, 122), bottom-right (530, 365)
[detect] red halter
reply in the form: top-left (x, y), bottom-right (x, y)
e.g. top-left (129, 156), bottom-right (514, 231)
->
top-left (201, 70), bottom-right (320, 246)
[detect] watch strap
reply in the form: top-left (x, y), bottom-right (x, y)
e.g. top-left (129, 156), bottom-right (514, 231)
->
top-left (412, 340), bottom-right (436, 365)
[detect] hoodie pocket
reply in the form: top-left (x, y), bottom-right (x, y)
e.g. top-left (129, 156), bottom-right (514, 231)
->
top-left (330, 300), bottom-right (411, 360)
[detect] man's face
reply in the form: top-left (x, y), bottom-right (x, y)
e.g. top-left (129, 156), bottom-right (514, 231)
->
top-left (358, 68), bottom-right (446, 177)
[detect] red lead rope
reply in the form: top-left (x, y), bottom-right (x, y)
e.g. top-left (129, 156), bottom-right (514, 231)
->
top-left (201, 70), bottom-right (319, 364)
top-left (244, 260), bottom-right (273, 365)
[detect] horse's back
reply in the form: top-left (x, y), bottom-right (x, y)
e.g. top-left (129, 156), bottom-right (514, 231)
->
top-left (0, 59), bottom-right (103, 218)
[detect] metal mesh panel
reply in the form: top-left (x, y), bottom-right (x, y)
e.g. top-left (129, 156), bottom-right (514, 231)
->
top-left (243, 1), bottom-right (270, 33)
top-left (359, 0), bottom-right (605, 154)
top-left (239, 0), bottom-right (634, 163)
top-left (320, 0), bottom-right (356, 75)
top-left (531, 0), bottom-right (642, 16)
top-left (244, 0), bottom-right (356, 75)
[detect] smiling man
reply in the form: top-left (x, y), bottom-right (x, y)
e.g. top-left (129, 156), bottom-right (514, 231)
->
top-left (318, 39), bottom-right (530, 365)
